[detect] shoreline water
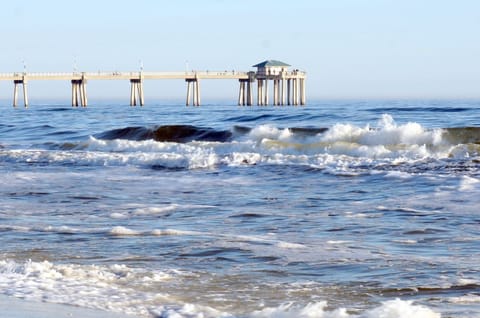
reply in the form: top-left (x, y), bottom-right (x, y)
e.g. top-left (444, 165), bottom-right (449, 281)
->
top-left (0, 295), bottom-right (136, 318)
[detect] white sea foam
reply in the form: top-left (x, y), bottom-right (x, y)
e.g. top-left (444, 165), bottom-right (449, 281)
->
top-left (150, 229), bottom-right (202, 236)
top-left (250, 299), bottom-right (440, 318)
top-left (248, 124), bottom-right (294, 142)
top-left (447, 294), bottom-right (480, 304)
top-left (0, 259), bottom-right (443, 318)
top-left (133, 204), bottom-right (179, 216)
top-left (0, 225), bottom-right (31, 232)
top-left (0, 259), bottom-right (175, 317)
top-left (327, 240), bottom-right (352, 245)
top-left (250, 301), bottom-right (347, 318)
top-left (109, 226), bottom-right (203, 237)
top-left (457, 278), bottom-right (479, 285)
top-left (0, 224), bottom-right (104, 235)
top-left (108, 203), bottom-right (216, 219)
top-left (0, 116), bottom-right (477, 174)
top-left (0, 222), bottom-right (203, 238)
top-left (109, 226), bottom-right (140, 236)
top-left (276, 242), bottom-right (306, 249)
top-left (151, 303), bottom-right (230, 318)
top-left (384, 171), bottom-right (413, 179)
top-left (109, 212), bottom-right (128, 219)
top-left (362, 298), bottom-right (440, 318)
top-left (318, 115), bottom-right (446, 160)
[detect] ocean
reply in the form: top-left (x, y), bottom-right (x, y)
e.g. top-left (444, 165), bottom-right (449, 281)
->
top-left (0, 99), bottom-right (479, 318)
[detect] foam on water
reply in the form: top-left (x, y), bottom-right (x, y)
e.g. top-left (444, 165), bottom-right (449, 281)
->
top-left (1, 115), bottom-right (478, 174)
top-left (250, 299), bottom-right (441, 318)
top-left (0, 259), bottom-right (442, 318)
top-left (0, 224), bottom-right (204, 238)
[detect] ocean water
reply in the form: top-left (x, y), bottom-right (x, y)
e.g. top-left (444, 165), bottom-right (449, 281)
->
top-left (0, 99), bottom-right (479, 318)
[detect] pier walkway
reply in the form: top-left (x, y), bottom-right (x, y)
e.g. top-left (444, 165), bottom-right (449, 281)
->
top-left (0, 60), bottom-right (306, 107)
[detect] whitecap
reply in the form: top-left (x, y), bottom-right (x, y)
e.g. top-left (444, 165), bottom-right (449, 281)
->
top-left (133, 204), bottom-right (179, 216)
top-left (250, 301), bottom-right (348, 318)
top-left (151, 303), bottom-right (230, 318)
top-left (151, 229), bottom-right (201, 236)
top-left (109, 212), bottom-right (128, 219)
top-left (363, 298), bottom-right (440, 318)
top-left (327, 240), bottom-right (352, 245)
top-left (276, 242), bottom-right (306, 249)
top-left (109, 226), bottom-right (140, 236)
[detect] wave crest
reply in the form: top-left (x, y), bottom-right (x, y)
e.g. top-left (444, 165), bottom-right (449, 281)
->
top-left (96, 125), bottom-right (233, 143)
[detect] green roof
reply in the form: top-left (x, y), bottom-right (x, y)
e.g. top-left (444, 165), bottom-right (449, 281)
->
top-left (252, 60), bottom-right (290, 68)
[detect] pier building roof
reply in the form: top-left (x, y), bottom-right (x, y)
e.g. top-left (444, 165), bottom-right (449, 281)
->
top-left (252, 60), bottom-right (291, 68)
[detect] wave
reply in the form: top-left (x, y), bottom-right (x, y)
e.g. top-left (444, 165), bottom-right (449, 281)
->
top-left (2, 115), bottom-right (479, 173)
top-left (95, 125), bottom-right (233, 143)
top-left (93, 116), bottom-right (480, 148)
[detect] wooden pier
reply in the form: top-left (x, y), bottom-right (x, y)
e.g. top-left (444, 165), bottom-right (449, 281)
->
top-left (0, 60), bottom-right (306, 107)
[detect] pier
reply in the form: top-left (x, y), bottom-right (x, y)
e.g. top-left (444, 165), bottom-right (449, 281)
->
top-left (0, 60), bottom-right (306, 107)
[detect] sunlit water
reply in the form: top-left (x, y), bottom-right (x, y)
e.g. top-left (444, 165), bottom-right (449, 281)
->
top-left (0, 99), bottom-right (479, 317)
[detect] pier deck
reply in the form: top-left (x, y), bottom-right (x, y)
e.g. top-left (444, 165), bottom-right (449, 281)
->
top-left (0, 60), bottom-right (306, 107)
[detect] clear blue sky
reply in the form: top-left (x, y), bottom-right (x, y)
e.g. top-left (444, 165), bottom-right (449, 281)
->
top-left (1, 0), bottom-right (479, 101)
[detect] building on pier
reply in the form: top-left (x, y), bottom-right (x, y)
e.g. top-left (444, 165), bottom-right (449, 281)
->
top-left (252, 60), bottom-right (290, 76)
top-left (246, 60), bottom-right (306, 106)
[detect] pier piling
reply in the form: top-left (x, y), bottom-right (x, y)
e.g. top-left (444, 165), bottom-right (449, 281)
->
top-left (185, 78), bottom-right (201, 106)
top-left (129, 79), bottom-right (144, 106)
top-left (13, 78), bottom-right (29, 108)
top-left (71, 78), bottom-right (88, 107)
top-left (238, 79), bottom-right (252, 106)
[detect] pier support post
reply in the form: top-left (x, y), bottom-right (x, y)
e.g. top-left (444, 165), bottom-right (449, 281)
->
top-left (13, 81), bottom-right (19, 107)
top-left (300, 78), bottom-right (306, 105)
top-left (138, 79), bottom-right (144, 106)
top-left (82, 79), bottom-right (88, 106)
top-left (13, 78), bottom-right (29, 108)
top-left (195, 78), bottom-right (201, 106)
top-left (292, 78), bottom-right (298, 106)
top-left (247, 72), bottom-right (255, 106)
top-left (247, 80), bottom-right (253, 106)
top-left (238, 80), bottom-right (245, 106)
top-left (287, 79), bottom-right (291, 105)
top-left (257, 79), bottom-right (263, 106)
top-left (186, 80), bottom-right (192, 106)
top-left (273, 79), bottom-right (278, 106)
top-left (71, 79), bottom-right (88, 107)
top-left (274, 79), bottom-right (282, 106)
top-left (264, 79), bottom-right (269, 106)
top-left (129, 79), bottom-right (144, 106)
top-left (238, 79), bottom-right (252, 106)
top-left (185, 78), bottom-right (201, 106)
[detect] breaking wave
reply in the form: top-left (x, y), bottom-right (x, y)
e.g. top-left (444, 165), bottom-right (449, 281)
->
top-left (1, 115), bottom-right (479, 173)
top-left (93, 115), bottom-right (480, 149)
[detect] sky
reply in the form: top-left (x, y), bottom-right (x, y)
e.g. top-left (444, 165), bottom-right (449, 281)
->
top-left (1, 0), bottom-right (479, 102)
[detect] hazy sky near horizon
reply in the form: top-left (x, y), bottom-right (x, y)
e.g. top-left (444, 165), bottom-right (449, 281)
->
top-left (1, 0), bottom-right (479, 101)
